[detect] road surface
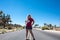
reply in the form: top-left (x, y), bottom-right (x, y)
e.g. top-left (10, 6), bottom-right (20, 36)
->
top-left (0, 29), bottom-right (60, 40)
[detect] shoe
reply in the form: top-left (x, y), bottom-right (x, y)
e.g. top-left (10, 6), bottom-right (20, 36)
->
top-left (33, 38), bottom-right (35, 40)
top-left (26, 39), bottom-right (29, 40)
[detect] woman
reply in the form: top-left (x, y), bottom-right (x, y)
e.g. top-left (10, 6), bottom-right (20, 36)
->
top-left (25, 15), bottom-right (35, 40)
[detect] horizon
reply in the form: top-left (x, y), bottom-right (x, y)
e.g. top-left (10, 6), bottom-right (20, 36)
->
top-left (0, 0), bottom-right (60, 26)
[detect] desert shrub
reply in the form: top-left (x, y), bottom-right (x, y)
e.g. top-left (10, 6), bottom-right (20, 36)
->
top-left (42, 26), bottom-right (49, 30)
top-left (8, 26), bottom-right (12, 30)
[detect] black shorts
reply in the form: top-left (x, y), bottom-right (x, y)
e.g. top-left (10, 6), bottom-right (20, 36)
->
top-left (26, 26), bottom-right (32, 30)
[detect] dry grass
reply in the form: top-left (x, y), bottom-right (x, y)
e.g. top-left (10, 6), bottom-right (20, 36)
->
top-left (53, 27), bottom-right (60, 31)
top-left (0, 27), bottom-right (23, 34)
top-left (0, 29), bottom-right (7, 34)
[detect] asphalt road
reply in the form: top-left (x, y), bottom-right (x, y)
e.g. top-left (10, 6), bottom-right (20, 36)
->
top-left (0, 29), bottom-right (60, 40)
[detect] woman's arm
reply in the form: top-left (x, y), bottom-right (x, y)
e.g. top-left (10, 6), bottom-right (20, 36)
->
top-left (32, 19), bottom-right (35, 25)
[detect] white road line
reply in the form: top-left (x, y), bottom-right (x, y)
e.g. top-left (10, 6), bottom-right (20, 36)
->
top-left (30, 33), bottom-right (31, 40)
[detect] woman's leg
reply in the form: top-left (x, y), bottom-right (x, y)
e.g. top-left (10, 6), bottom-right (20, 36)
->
top-left (30, 30), bottom-right (35, 39)
top-left (26, 29), bottom-right (28, 39)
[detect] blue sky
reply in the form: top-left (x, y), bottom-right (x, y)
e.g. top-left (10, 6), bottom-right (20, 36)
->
top-left (0, 0), bottom-right (60, 26)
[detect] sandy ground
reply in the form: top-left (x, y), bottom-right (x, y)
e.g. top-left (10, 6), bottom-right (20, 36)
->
top-left (35, 28), bottom-right (60, 34)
